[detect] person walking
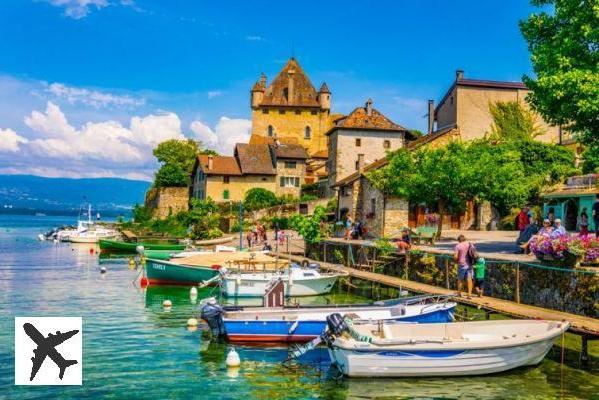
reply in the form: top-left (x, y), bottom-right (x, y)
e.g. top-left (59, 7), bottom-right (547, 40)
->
top-left (454, 234), bottom-right (475, 298)
top-left (473, 257), bottom-right (486, 297)
top-left (517, 207), bottom-right (530, 232)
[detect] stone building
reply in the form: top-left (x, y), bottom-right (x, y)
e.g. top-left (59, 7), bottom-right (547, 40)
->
top-left (250, 57), bottom-right (335, 157)
top-left (190, 142), bottom-right (307, 203)
top-left (427, 70), bottom-right (563, 145)
top-left (145, 187), bottom-right (189, 219)
top-left (326, 99), bottom-right (414, 190)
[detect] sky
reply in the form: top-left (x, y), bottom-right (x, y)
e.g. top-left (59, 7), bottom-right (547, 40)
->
top-left (0, 0), bottom-right (546, 181)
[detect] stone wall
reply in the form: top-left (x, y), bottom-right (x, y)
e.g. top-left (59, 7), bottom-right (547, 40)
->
top-left (253, 198), bottom-right (330, 220)
top-left (145, 187), bottom-right (189, 219)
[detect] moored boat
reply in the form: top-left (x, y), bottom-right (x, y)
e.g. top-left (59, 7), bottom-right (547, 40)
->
top-left (144, 258), bottom-right (220, 285)
top-left (200, 296), bottom-right (456, 343)
top-left (322, 316), bottom-right (569, 377)
top-left (99, 239), bottom-right (186, 252)
top-left (220, 266), bottom-right (345, 297)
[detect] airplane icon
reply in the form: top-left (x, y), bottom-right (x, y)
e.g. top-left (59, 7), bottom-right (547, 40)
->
top-left (23, 322), bottom-right (79, 381)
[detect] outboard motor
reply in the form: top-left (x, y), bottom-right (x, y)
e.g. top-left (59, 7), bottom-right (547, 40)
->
top-left (200, 301), bottom-right (225, 338)
top-left (326, 313), bottom-right (349, 337)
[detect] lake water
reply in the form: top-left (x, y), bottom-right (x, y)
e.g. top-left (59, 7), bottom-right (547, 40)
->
top-left (0, 214), bottom-right (597, 399)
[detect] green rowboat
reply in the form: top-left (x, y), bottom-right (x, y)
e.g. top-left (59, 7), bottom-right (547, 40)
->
top-left (145, 258), bottom-right (219, 286)
top-left (99, 239), bottom-right (186, 252)
top-left (142, 249), bottom-right (184, 260)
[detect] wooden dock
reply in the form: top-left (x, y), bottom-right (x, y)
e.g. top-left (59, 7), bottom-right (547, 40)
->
top-left (278, 253), bottom-right (599, 339)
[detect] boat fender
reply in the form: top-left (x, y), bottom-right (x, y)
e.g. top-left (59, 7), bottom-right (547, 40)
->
top-left (100, 266), bottom-right (107, 274)
top-left (200, 302), bottom-right (226, 337)
top-left (136, 245), bottom-right (145, 254)
top-left (190, 286), bottom-right (198, 298)
top-left (187, 318), bottom-right (198, 327)
top-left (226, 348), bottom-right (240, 368)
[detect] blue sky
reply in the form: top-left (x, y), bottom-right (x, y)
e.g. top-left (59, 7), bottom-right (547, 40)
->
top-left (0, 0), bottom-right (544, 180)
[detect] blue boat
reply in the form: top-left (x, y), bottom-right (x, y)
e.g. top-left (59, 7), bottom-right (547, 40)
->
top-left (200, 296), bottom-right (456, 343)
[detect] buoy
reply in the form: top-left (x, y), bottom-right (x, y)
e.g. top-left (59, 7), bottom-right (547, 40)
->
top-left (163, 299), bottom-right (172, 308)
top-left (89, 247), bottom-right (94, 254)
top-left (136, 245), bottom-right (145, 254)
top-left (187, 318), bottom-right (198, 327)
top-left (100, 266), bottom-right (107, 274)
top-left (140, 277), bottom-right (148, 287)
top-left (128, 258), bottom-right (136, 269)
top-left (190, 287), bottom-right (198, 297)
top-left (226, 348), bottom-right (241, 368)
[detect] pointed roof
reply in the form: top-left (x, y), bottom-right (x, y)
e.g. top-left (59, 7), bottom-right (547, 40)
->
top-left (318, 82), bottom-right (330, 93)
top-left (259, 58), bottom-right (320, 107)
top-left (326, 100), bottom-right (408, 134)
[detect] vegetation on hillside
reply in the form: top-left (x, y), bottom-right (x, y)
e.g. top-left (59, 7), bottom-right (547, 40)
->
top-left (153, 139), bottom-right (218, 187)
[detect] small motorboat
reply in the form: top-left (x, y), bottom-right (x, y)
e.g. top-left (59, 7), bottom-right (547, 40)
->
top-left (99, 239), bottom-right (186, 252)
top-left (200, 296), bottom-right (456, 343)
top-left (220, 265), bottom-right (345, 297)
top-left (316, 315), bottom-right (569, 377)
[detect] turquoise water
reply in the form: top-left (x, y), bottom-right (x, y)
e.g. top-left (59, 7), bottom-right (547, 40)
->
top-left (0, 215), bottom-right (597, 399)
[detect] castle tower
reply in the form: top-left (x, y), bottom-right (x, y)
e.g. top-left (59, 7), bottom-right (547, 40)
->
top-left (249, 58), bottom-right (333, 156)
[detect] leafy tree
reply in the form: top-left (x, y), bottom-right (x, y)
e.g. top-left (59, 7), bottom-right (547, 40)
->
top-left (290, 206), bottom-right (327, 243)
top-left (243, 188), bottom-right (278, 211)
top-left (153, 139), bottom-right (200, 173)
top-left (154, 163), bottom-right (189, 187)
top-left (582, 146), bottom-right (599, 173)
top-left (520, 1), bottom-right (599, 147)
top-left (487, 101), bottom-right (545, 141)
top-left (186, 198), bottom-right (223, 240)
top-left (132, 203), bottom-right (153, 224)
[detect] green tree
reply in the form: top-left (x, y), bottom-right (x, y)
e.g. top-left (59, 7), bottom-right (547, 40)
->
top-left (243, 188), bottom-right (278, 211)
top-left (153, 139), bottom-right (200, 173)
top-left (487, 101), bottom-right (545, 141)
top-left (186, 198), bottom-right (223, 240)
top-left (582, 146), bottom-right (599, 173)
top-left (520, 1), bottom-right (599, 147)
top-left (154, 163), bottom-right (189, 187)
top-left (290, 206), bottom-right (327, 243)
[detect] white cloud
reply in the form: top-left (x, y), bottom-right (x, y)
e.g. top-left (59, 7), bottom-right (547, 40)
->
top-left (0, 128), bottom-right (28, 153)
top-left (24, 101), bottom-right (77, 138)
top-left (48, 83), bottom-right (145, 109)
top-left (190, 117), bottom-right (251, 155)
top-left (48, 0), bottom-right (109, 19)
top-left (245, 35), bottom-right (266, 42)
top-left (207, 91), bottom-right (222, 100)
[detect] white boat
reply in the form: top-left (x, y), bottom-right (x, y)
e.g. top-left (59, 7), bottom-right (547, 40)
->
top-left (66, 204), bottom-right (117, 243)
top-left (326, 318), bottom-right (569, 377)
top-left (220, 266), bottom-right (346, 297)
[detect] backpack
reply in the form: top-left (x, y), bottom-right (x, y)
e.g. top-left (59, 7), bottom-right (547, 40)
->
top-left (466, 242), bottom-right (479, 266)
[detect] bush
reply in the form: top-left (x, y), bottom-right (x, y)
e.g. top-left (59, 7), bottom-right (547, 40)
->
top-left (154, 164), bottom-right (189, 187)
top-left (374, 237), bottom-right (396, 257)
top-left (300, 194), bottom-right (318, 202)
top-left (133, 204), bottom-right (153, 224)
top-left (244, 188), bottom-right (278, 211)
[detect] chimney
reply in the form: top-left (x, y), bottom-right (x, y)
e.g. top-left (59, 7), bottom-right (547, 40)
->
top-left (207, 155), bottom-right (213, 170)
top-left (427, 100), bottom-right (435, 134)
top-left (456, 70), bottom-right (464, 80)
top-left (259, 73), bottom-right (266, 88)
top-left (365, 98), bottom-right (373, 116)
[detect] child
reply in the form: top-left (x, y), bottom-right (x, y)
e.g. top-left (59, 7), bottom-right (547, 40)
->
top-left (473, 257), bottom-right (486, 297)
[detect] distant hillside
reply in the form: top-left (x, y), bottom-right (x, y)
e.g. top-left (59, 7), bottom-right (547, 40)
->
top-left (0, 175), bottom-right (151, 215)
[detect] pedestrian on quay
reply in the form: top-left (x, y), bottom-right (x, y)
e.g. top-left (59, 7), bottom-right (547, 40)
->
top-left (517, 207), bottom-right (530, 232)
top-left (593, 194), bottom-right (599, 237)
top-left (454, 234), bottom-right (476, 299)
top-left (473, 257), bottom-right (486, 298)
top-left (578, 208), bottom-right (589, 236)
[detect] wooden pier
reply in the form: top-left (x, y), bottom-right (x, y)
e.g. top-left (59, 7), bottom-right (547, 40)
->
top-left (278, 252), bottom-right (599, 362)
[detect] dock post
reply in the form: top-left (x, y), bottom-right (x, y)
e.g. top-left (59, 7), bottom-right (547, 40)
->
top-left (323, 242), bottom-right (327, 263)
top-left (515, 263), bottom-right (521, 304)
top-left (581, 336), bottom-right (589, 366)
top-left (444, 258), bottom-right (450, 289)
top-left (346, 244), bottom-right (350, 267)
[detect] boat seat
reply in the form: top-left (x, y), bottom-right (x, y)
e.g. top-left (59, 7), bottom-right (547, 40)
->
top-left (381, 324), bottom-right (394, 339)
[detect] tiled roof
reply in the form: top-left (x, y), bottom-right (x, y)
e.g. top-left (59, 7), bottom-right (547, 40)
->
top-left (326, 101), bottom-right (410, 136)
top-left (259, 58), bottom-right (320, 107)
top-left (197, 155), bottom-right (242, 176)
top-left (311, 149), bottom-right (328, 159)
top-left (235, 143), bottom-right (276, 175)
top-left (318, 82), bottom-right (330, 93)
top-left (406, 124), bottom-right (459, 149)
top-left (332, 157), bottom-right (389, 187)
top-left (274, 143), bottom-right (309, 159)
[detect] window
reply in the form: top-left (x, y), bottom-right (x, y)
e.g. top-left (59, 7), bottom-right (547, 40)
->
top-left (284, 161), bottom-right (297, 169)
top-left (223, 189), bottom-right (230, 200)
top-left (355, 138), bottom-right (361, 147)
top-left (262, 108), bottom-right (269, 114)
top-left (383, 140), bottom-right (391, 149)
top-left (279, 109), bottom-right (285, 115)
top-left (223, 176), bottom-right (230, 184)
top-left (294, 110), bottom-right (301, 115)
top-left (450, 96), bottom-right (454, 105)
top-left (370, 198), bottom-right (376, 214)
top-left (304, 126), bottom-right (311, 139)
top-left (267, 125), bottom-right (274, 137)
top-left (311, 110), bottom-right (317, 115)
top-left (280, 176), bottom-right (300, 187)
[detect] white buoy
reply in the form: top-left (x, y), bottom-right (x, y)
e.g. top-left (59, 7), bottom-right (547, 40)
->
top-left (187, 317), bottom-right (198, 327)
top-left (226, 348), bottom-right (241, 368)
top-left (136, 245), bottom-right (145, 254)
top-left (100, 266), bottom-right (107, 274)
top-left (162, 299), bottom-right (172, 308)
top-left (190, 287), bottom-right (198, 298)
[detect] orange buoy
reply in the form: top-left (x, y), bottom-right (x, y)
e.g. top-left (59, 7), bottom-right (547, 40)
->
top-left (140, 277), bottom-right (148, 287)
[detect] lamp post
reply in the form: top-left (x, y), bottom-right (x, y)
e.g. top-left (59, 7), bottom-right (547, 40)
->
top-left (238, 201), bottom-right (244, 250)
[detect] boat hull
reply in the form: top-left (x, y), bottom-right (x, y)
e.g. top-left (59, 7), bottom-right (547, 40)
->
top-left (328, 339), bottom-right (556, 377)
top-left (224, 306), bottom-right (455, 343)
top-left (145, 259), bottom-right (219, 285)
top-left (221, 274), bottom-right (339, 297)
top-left (100, 239), bottom-right (186, 252)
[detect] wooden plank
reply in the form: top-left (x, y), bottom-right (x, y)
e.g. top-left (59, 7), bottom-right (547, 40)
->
top-left (277, 253), bottom-right (599, 338)
top-left (121, 230), bottom-right (137, 240)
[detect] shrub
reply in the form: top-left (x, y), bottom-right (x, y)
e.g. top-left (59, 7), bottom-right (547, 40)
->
top-left (244, 188), bottom-right (278, 211)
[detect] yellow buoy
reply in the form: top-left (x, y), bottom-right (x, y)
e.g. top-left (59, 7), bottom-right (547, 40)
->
top-left (187, 318), bottom-right (198, 327)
